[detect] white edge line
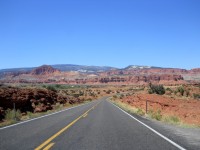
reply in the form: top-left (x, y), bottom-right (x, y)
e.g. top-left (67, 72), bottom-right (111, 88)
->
top-left (0, 101), bottom-right (94, 130)
top-left (108, 100), bottom-right (186, 150)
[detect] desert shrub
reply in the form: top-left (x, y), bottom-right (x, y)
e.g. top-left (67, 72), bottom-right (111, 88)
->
top-left (54, 103), bottom-right (63, 110)
top-left (55, 84), bottom-right (62, 89)
top-left (43, 84), bottom-right (70, 91)
top-left (46, 85), bottom-right (57, 91)
top-left (163, 116), bottom-right (180, 124)
top-left (119, 94), bottom-right (124, 99)
top-left (42, 85), bottom-right (47, 88)
top-left (5, 109), bottom-right (22, 121)
top-left (71, 90), bottom-right (76, 93)
top-left (87, 98), bottom-right (92, 101)
top-left (89, 92), bottom-right (96, 97)
top-left (185, 90), bottom-right (190, 97)
top-left (73, 93), bottom-right (80, 98)
top-left (79, 91), bottom-right (84, 96)
top-left (113, 95), bottom-right (117, 99)
top-left (166, 88), bottom-right (173, 92)
top-left (176, 86), bottom-right (184, 96)
top-left (106, 90), bottom-right (112, 94)
top-left (193, 94), bottom-right (200, 99)
top-left (27, 111), bottom-right (34, 118)
top-left (55, 84), bottom-right (71, 89)
top-left (148, 84), bottom-right (165, 95)
top-left (149, 109), bottom-right (162, 121)
top-left (136, 108), bottom-right (145, 116)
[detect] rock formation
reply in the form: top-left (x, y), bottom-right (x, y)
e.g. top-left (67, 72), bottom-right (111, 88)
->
top-left (31, 65), bottom-right (60, 75)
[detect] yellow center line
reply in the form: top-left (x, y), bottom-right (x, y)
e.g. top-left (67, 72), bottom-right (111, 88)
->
top-left (35, 102), bottom-right (101, 150)
top-left (43, 143), bottom-right (55, 150)
top-left (82, 113), bottom-right (88, 118)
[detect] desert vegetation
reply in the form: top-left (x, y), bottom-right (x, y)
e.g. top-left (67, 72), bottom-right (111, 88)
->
top-left (1, 82), bottom-right (200, 128)
top-left (111, 84), bottom-right (200, 127)
top-left (0, 83), bottom-right (126, 127)
top-left (148, 83), bottom-right (165, 95)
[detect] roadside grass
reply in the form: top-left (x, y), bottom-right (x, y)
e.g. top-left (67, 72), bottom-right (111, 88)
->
top-left (163, 116), bottom-right (180, 125)
top-left (148, 109), bottom-right (162, 121)
top-left (5, 109), bottom-right (22, 121)
top-left (0, 100), bottom-right (92, 128)
top-left (111, 99), bottom-right (145, 116)
top-left (0, 109), bottom-right (22, 127)
top-left (110, 99), bottom-right (200, 128)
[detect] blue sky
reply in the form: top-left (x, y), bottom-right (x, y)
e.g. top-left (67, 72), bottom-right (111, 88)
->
top-left (0, 0), bottom-right (200, 69)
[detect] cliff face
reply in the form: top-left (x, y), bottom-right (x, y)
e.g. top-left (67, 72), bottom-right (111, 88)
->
top-left (31, 65), bottom-right (60, 75)
top-left (189, 68), bottom-right (200, 74)
top-left (62, 74), bottom-right (185, 85)
top-left (99, 68), bottom-right (189, 76)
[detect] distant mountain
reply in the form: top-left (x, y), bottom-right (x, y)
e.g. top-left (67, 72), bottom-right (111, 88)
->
top-left (0, 67), bottom-right (34, 73)
top-left (124, 65), bottom-right (162, 70)
top-left (0, 64), bottom-right (200, 74)
top-left (0, 64), bottom-right (117, 74)
top-left (51, 64), bottom-right (117, 72)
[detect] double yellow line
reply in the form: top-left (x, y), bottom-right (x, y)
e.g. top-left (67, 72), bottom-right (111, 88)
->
top-left (35, 102), bottom-right (100, 150)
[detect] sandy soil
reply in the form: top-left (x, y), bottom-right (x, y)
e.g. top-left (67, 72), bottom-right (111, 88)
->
top-left (120, 93), bottom-right (200, 125)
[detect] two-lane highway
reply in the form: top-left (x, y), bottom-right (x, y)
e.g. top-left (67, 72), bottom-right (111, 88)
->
top-left (0, 98), bottom-right (188, 150)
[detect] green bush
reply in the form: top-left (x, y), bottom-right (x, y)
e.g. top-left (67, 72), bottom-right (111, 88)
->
top-left (55, 84), bottom-right (62, 89)
top-left (148, 84), bottom-right (165, 95)
top-left (54, 103), bottom-right (63, 110)
top-left (113, 95), bottom-right (117, 99)
top-left (136, 108), bottom-right (145, 116)
top-left (176, 86), bottom-right (184, 96)
top-left (73, 93), bottom-right (80, 98)
top-left (119, 94), bottom-right (124, 99)
top-left (163, 116), bottom-right (180, 124)
top-left (27, 111), bottom-right (34, 118)
top-left (5, 109), bottom-right (22, 121)
top-left (87, 98), bottom-right (92, 101)
top-left (149, 109), bottom-right (162, 121)
top-left (193, 93), bottom-right (200, 99)
top-left (106, 90), bottom-right (112, 94)
top-left (166, 88), bottom-right (173, 92)
top-left (46, 85), bottom-right (57, 91)
top-left (185, 90), bottom-right (190, 97)
top-left (42, 85), bottom-right (46, 88)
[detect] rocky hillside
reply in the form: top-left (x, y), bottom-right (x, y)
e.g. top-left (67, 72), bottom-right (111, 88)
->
top-left (64, 74), bottom-right (185, 85)
top-left (31, 65), bottom-right (60, 75)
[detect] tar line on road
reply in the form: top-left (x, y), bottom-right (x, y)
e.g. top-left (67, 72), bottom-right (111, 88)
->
top-left (34, 102), bottom-right (101, 150)
top-left (108, 101), bottom-right (186, 150)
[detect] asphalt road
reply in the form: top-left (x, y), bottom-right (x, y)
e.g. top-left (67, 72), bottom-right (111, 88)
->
top-left (0, 98), bottom-right (190, 150)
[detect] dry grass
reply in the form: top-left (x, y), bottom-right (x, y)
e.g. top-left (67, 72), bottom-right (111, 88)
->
top-left (110, 99), bottom-right (199, 128)
top-left (111, 99), bottom-right (145, 116)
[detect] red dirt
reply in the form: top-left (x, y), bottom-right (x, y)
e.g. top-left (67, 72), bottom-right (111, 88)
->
top-left (120, 93), bottom-right (200, 125)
